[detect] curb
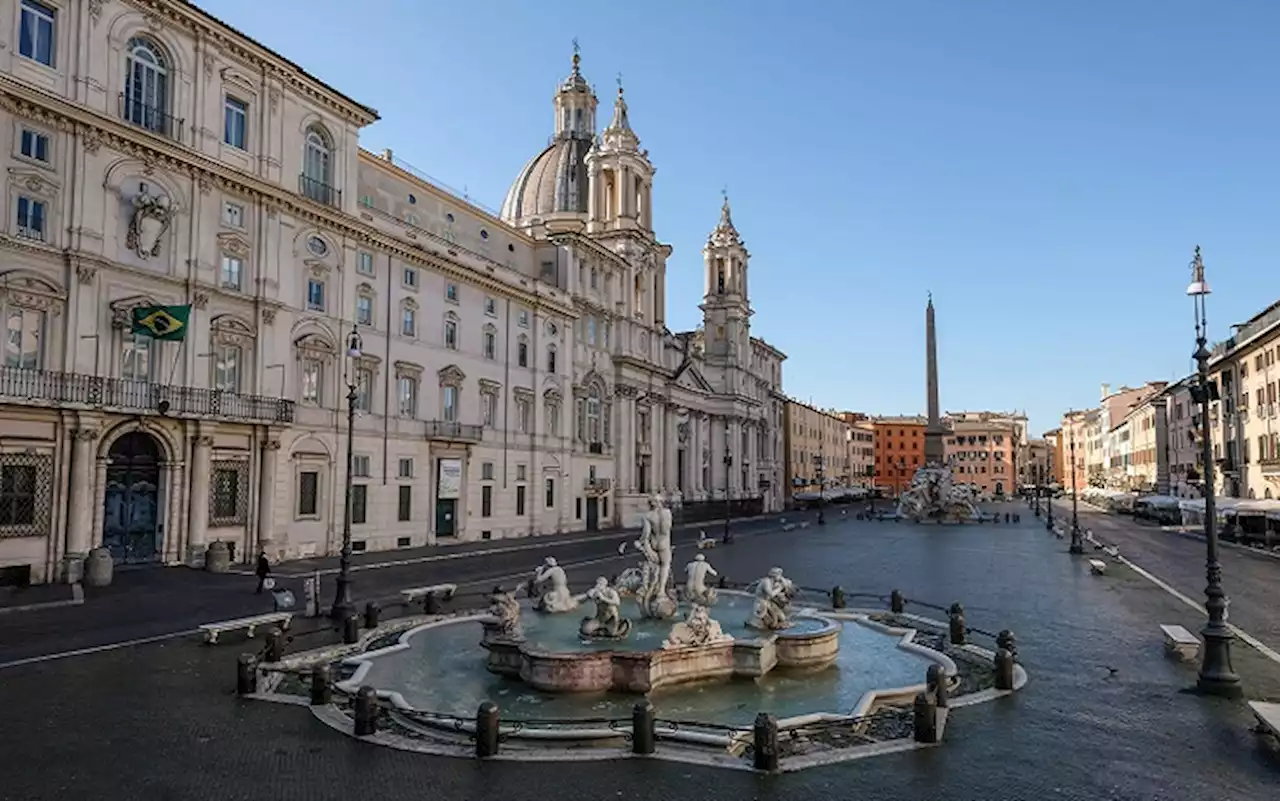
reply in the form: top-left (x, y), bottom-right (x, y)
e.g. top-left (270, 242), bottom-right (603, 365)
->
top-left (0, 582), bottom-right (83, 616)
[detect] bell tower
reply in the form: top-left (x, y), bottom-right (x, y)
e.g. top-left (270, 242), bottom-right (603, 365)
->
top-left (700, 192), bottom-right (752, 366)
top-left (586, 75), bottom-right (654, 234)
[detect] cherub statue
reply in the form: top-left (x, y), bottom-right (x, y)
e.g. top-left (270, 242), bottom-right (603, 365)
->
top-left (746, 567), bottom-right (796, 631)
top-left (683, 553), bottom-right (719, 606)
top-left (579, 577), bottom-right (631, 639)
top-left (530, 557), bottom-right (578, 613)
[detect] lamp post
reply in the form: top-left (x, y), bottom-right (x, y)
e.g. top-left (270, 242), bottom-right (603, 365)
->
top-left (1186, 247), bottom-right (1241, 698)
top-left (815, 444), bottom-right (826, 526)
top-left (1045, 461), bottom-right (1055, 531)
top-left (722, 419), bottom-right (733, 544)
top-left (330, 324), bottom-right (363, 621)
top-left (1033, 464), bottom-right (1042, 517)
top-left (1069, 426), bottom-right (1084, 553)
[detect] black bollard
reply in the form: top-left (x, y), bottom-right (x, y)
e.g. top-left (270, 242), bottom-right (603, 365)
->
top-left (890, 589), bottom-right (905, 614)
top-left (424, 591), bottom-right (440, 616)
top-left (752, 712), bottom-right (779, 772)
top-left (363, 602), bottom-right (381, 630)
top-left (236, 653), bottom-right (258, 695)
top-left (343, 614), bottom-right (360, 644)
top-left (475, 701), bottom-right (501, 758)
top-left (913, 692), bottom-right (938, 743)
top-left (632, 701), bottom-right (656, 755)
top-left (310, 663), bottom-right (332, 706)
top-left (995, 648), bottom-right (1015, 691)
top-left (996, 629), bottom-right (1017, 659)
top-left (718, 574), bottom-right (728, 590)
top-left (354, 685), bottom-right (379, 736)
top-left (265, 627), bottom-right (284, 663)
top-left (831, 585), bottom-right (846, 609)
top-left (948, 608), bottom-right (966, 646)
top-left (927, 664), bottom-right (949, 708)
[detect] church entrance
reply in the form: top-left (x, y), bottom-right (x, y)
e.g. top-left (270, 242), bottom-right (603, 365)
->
top-left (102, 432), bottom-right (163, 565)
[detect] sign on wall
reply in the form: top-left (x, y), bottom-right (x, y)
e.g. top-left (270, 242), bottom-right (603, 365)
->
top-left (437, 458), bottom-right (463, 500)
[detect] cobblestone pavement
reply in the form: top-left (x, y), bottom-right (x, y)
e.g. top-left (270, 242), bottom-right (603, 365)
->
top-left (4, 513), bottom-right (1280, 800)
top-left (1053, 501), bottom-right (1280, 653)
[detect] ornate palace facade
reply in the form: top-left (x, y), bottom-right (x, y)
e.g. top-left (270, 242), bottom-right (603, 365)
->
top-left (0, 0), bottom-right (784, 585)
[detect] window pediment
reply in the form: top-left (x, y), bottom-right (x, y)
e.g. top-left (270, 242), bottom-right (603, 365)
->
top-left (211, 314), bottom-right (255, 346)
top-left (108, 293), bottom-right (165, 328)
top-left (438, 364), bottom-right (465, 387)
top-left (543, 387), bottom-right (563, 403)
top-left (294, 332), bottom-right (335, 360)
top-left (8, 168), bottom-right (60, 199)
top-left (216, 231), bottom-right (250, 258)
top-left (513, 386), bottom-right (534, 402)
top-left (479, 379), bottom-right (501, 394)
top-left (356, 282), bottom-right (375, 295)
top-left (394, 360), bottom-right (422, 377)
top-left (219, 67), bottom-right (257, 94)
top-left (305, 259), bottom-right (330, 278)
top-left (403, 297), bottom-right (419, 310)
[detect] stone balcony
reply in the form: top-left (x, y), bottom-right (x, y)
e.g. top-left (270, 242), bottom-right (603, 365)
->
top-left (1260, 458), bottom-right (1280, 476)
top-left (0, 366), bottom-right (294, 424)
top-left (424, 420), bottom-right (483, 443)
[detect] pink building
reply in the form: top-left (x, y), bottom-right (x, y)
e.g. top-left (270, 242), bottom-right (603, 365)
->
top-left (943, 412), bottom-right (1023, 497)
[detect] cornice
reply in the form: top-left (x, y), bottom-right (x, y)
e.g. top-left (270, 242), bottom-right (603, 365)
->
top-left (0, 80), bottom-right (575, 318)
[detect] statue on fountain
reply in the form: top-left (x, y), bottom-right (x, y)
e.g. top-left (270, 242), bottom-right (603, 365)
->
top-left (615, 495), bottom-right (677, 619)
top-left (746, 567), bottom-right (796, 631)
top-left (579, 577), bottom-right (631, 639)
top-left (683, 554), bottom-right (719, 606)
top-left (483, 585), bottom-right (524, 642)
top-left (896, 464), bottom-right (980, 523)
top-left (662, 603), bottom-right (731, 649)
top-left (530, 557), bottom-right (579, 613)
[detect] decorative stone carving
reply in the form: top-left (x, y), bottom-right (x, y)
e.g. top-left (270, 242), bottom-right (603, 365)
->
top-left (217, 232), bottom-right (250, 259)
top-left (677, 421), bottom-right (690, 443)
top-left (683, 554), bottom-right (718, 606)
top-left (75, 264), bottom-right (97, 285)
top-left (486, 586), bottom-right (524, 641)
top-left (746, 567), bottom-right (796, 631)
top-left (202, 52), bottom-right (215, 77)
top-left (193, 292), bottom-right (209, 309)
top-left (88, 0), bottom-right (104, 24)
top-left (663, 604), bottom-right (731, 649)
top-left (578, 577), bottom-right (631, 640)
top-left (261, 307), bottom-right (277, 325)
top-left (896, 467), bottom-right (980, 523)
top-left (126, 185), bottom-right (173, 259)
top-left (210, 315), bottom-right (255, 347)
top-left (529, 557), bottom-right (578, 613)
top-left (438, 364), bottom-right (466, 387)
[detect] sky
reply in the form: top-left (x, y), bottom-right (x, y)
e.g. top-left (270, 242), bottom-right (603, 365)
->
top-left (202, 0), bottom-right (1280, 436)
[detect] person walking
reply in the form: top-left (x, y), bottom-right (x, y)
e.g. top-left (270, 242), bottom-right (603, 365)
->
top-left (255, 551), bottom-right (272, 594)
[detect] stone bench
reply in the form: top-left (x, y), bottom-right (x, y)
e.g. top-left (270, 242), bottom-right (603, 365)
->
top-left (401, 583), bottom-right (458, 611)
top-left (1248, 701), bottom-right (1280, 738)
top-left (199, 611), bottom-right (292, 644)
top-left (1160, 624), bottom-right (1200, 660)
top-left (1088, 559), bottom-right (1107, 575)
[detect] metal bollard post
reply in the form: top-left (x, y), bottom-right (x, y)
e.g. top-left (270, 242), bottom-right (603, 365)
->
top-left (995, 648), bottom-right (1015, 691)
top-left (353, 686), bottom-right (379, 736)
top-left (631, 701), bottom-right (656, 755)
top-left (890, 589), bottom-right (905, 614)
top-left (913, 692), bottom-right (938, 743)
top-left (424, 591), bottom-right (440, 616)
top-left (752, 712), bottom-right (779, 772)
top-left (831, 585), bottom-right (846, 609)
top-left (236, 653), bottom-right (258, 695)
top-left (264, 627), bottom-right (284, 663)
top-left (343, 614), bottom-right (360, 644)
top-left (927, 663), bottom-right (949, 708)
top-left (948, 603), bottom-right (966, 646)
top-left (996, 629), bottom-right (1017, 659)
top-left (475, 701), bottom-right (501, 758)
top-left (363, 602), bottom-right (381, 630)
top-left (309, 664), bottom-right (331, 706)
top-left (718, 574), bottom-right (728, 590)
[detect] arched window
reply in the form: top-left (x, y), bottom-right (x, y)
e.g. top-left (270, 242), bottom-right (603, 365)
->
top-left (124, 38), bottom-right (170, 134)
top-left (302, 126), bottom-right (334, 203)
top-left (546, 344), bottom-right (557, 374)
top-left (586, 385), bottom-right (602, 443)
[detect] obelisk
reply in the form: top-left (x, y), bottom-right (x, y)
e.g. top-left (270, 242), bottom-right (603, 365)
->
top-left (924, 293), bottom-right (946, 465)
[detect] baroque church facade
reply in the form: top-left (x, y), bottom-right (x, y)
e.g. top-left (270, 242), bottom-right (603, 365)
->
top-left (0, 0), bottom-right (783, 586)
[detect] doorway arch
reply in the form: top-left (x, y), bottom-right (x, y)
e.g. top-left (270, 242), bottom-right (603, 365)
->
top-left (102, 431), bottom-right (163, 564)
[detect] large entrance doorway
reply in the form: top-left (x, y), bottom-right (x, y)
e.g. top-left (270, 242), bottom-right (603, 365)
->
top-left (102, 432), bottom-right (163, 565)
top-left (585, 497), bottom-right (599, 531)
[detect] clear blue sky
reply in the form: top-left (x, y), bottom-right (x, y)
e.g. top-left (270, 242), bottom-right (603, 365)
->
top-left (204, 0), bottom-right (1280, 436)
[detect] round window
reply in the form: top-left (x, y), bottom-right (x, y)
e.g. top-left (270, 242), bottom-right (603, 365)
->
top-left (480, 229), bottom-right (489, 240)
top-left (307, 236), bottom-right (328, 257)
top-left (446, 212), bottom-right (455, 223)
top-left (408, 194), bottom-right (417, 205)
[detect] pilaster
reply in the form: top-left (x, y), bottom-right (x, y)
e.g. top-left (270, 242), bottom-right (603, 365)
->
top-left (257, 437), bottom-right (281, 557)
top-left (62, 428), bottom-right (97, 583)
top-left (186, 433), bottom-right (214, 566)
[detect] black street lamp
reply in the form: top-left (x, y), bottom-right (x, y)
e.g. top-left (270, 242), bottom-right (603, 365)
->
top-left (815, 444), bottom-right (826, 526)
top-left (1045, 463), bottom-right (1055, 531)
top-left (722, 420), bottom-right (733, 544)
top-left (1186, 247), bottom-right (1241, 698)
top-left (1033, 464), bottom-right (1042, 517)
top-left (330, 323), bottom-right (363, 621)
top-left (1069, 425), bottom-right (1084, 554)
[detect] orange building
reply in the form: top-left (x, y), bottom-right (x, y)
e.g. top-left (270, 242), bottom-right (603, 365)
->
top-left (873, 416), bottom-right (927, 496)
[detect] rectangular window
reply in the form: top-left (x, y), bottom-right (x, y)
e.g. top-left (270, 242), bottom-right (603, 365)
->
top-left (120, 334), bottom-right (152, 381)
top-left (484, 297), bottom-right (497, 316)
top-left (213, 345), bottom-right (240, 392)
top-left (517, 398), bottom-right (531, 433)
top-left (301, 358), bottom-right (322, 404)
top-left (444, 320), bottom-right (458, 350)
top-left (516, 464), bottom-right (527, 482)
top-left (19, 129), bottom-right (49, 163)
top-left (359, 195), bottom-right (374, 208)
top-left (352, 454), bottom-right (371, 478)
top-left (16, 196), bottom-right (46, 241)
top-left (358, 251), bottom-right (375, 276)
top-left (545, 477), bottom-right (555, 508)
top-left (222, 201), bottom-right (244, 228)
top-left (518, 309), bottom-right (529, 327)
top-left (398, 457), bottom-right (414, 479)
top-left (445, 283), bottom-right (458, 302)
top-left (547, 403), bottom-right (559, 436)
top-left (547, 347), bottom-right (557, 374)
top-left (210, 465), bottom-right (246, 525)
top-left (351, 484), bottom-right (368, 524)
top-left (306, 278), bottom-right (325, 311)
top-left (354, 367), bottom-right (373, 412)
top-left (517, 341), bottom-right (528, 368)
top-left (482, 392), bottom-right (496, 427)
top-left (481, 461), bottom-right (495, 481)
top-left (402, 308), bottom-right (416, 338)
top-left (483, 331), bottom-right (495, 360)
top-left (516, 484), bottom-right (526, 516)
top-left (356, 295), bottom-right (373, 326)
top-left (398, 485), bottom-right (412, 522)
top-left (398, 376), bottom-right (417, 417)
top-left (4, 307), bottom-right (43, 370)
top-left (220, 255), bottom-right (242, 290)
top-left (403, 267), bottom-right (419, 288)
top-left (443, 385), bottom-right (458, 422)
top-left (0, 464), bottom-right (38, 527)
top-left (19, 0), bottom-right (56, 67)
top-left (481, 485), bottom-right (492, 518)
top-left (298, 471), bottom-right (319, 517)
top-left (223, 97), bottom-right (248, 149)
top-left (575, 497), bottom-right (582, 519)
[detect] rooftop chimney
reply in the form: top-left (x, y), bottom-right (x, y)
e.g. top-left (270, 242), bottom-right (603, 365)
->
top-left (381, 148), bottom-right (394, 162)
top-left (1100, 383), bottom-right (1111, 400)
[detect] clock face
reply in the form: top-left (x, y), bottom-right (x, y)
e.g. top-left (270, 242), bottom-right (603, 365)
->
top-left (307, 236), bottom-right (328, 257)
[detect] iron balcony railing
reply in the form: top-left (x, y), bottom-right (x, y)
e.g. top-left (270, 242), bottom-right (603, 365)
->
top-left (1260, 458), bottom-right (1280, 474)
top-left (424, 420), bottom-right (483, 442)
top-left (298, 174), bottom-right (341, 207)
top-left (0, 366), bottom-right (294, 424)
top-left (118, 93), bottom-right (184, 141)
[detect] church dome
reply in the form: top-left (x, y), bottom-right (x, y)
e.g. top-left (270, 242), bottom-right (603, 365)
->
top-left (499, 135), bottom-right (593, 223)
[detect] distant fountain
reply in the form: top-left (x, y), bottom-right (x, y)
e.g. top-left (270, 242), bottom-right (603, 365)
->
top-left (896, 466), bottom-right (980, 523)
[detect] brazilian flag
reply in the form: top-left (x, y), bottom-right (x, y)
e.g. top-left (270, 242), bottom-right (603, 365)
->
top-left (131, 305), bottom-right (191, 341)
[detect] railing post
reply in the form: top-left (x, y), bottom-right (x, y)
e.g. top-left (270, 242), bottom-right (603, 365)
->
top-left (718, 574), bottom-right (728, 590)
top-left (264, 627), bottom-right (284, 663)
top-left (995, 648), bottom-right (1016, 691)
top-left (913, 692), bottom-right (939, 743)
top-left (476, 701), bottom-right (501, 758)
top-left (343, 614), bottom-right (361, 644)
top-left (831, 585), bottom-right (846, 609)
top-left (236, 653), bottom-right (258, 696)
top-left (353, 686), bottom-right (378, 736)
top-left (363, 602), bottom-right (381, 630)
top-left (309, 664), bottom-right (331, 706)
top-left (996, 629), bottom-right (1017, 659)
top-left (631, 701), bottom-right (656, 755)
top-left (752, 712), bottom-right (779, 772)
top-left (890, 589), bottom-right (905, 614)
top-left (948, 603), bottom-right (966, 646)
top-left (927, 663), bottom-right (949, 708)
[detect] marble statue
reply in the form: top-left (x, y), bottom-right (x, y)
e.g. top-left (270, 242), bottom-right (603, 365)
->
top-left (579, 577), bottom-right (631, 639)
top-left (530, 557), bottom-right (579, 613)
top-left (683, 554), bottom-right (718, 606)
top-left (126, 184), bottom-right (172, 259)
top-left (746, 567), bottom-right (796, 631)
top-left (487, 586), bottom-right (524, 640)
top-left (616, 495), bottom-right (678, 619)
top-left (662, 603), bottom-right (732, 649)
top-left (896, 466), bottom-right (980, 523)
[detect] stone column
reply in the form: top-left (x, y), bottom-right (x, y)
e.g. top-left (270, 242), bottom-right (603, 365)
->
top-left (257, 438), bottom-right (280, 558)
top-left (666, 407), bottom-right (679, 492)
top-left (187, 435), bottom-right (213, 566)
top-left (621, 395), bottom-right (635, 493)
top-left (91, 457), bottom-right (108, 553)
top-left (165, 461), bottom-right (185, 564)
top-left (62, 429), bottom-right (96, 582)
top-left (710, 416), bottom-right (723, 500)
top-left (745, 421), bottom-right (757, 500)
